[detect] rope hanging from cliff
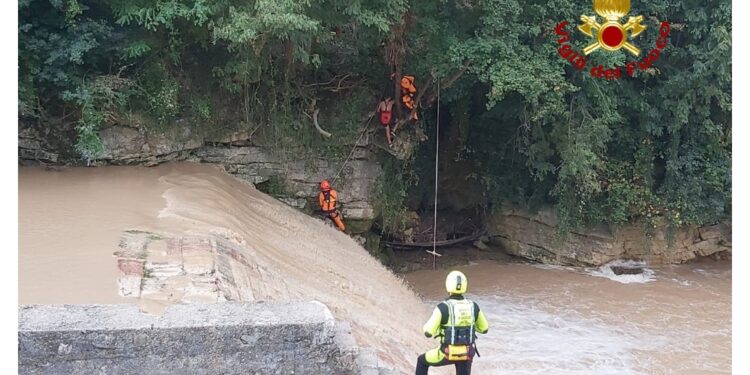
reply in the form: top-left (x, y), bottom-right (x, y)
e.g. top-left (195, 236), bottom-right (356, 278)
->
top-left (332, 112), bottom-right (376, 185)
top-left (427, 80), bottom-right (442, 269)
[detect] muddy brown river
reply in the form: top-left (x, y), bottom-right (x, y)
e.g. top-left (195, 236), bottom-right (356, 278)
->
top-left (19, 163), bottom-right (731, 374)
top-left (19, 166), bottom-right (166, 304)
top-left (405, 259), bottom-right (731, 374)
top-left (18, 163), bottom-right (430, 371)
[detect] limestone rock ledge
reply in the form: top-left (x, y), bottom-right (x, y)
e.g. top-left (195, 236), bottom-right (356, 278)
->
top-left (489, 206), bottom-right (731, 266)
top-left (197, 145), bottom-right (380, 225)
top-left (18, 127), bottom-right (59, 164)
top-left (18, 122), bottom-right (382, 226)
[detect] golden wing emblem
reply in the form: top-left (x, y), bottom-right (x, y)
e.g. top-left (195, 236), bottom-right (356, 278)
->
top-left (594, 0), bottom-right (631, 20)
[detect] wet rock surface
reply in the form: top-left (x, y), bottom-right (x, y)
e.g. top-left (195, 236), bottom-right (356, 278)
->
top-left (115, 231), bottom-right (280, 313)
top-left (610, 266), bottom-right (644, 275)
top-left (489, 205), bottom-right (732, 266)
top-left (197, 144), bottom-right (380, 225)
top-left (18, 126), bottom-right (59, 164)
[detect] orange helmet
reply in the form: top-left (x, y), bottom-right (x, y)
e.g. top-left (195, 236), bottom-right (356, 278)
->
top-left (320, 179), bottom-right (331, 191)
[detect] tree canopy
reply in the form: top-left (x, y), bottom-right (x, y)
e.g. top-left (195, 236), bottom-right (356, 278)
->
top-left (19, 0), bottom-right (731, 230)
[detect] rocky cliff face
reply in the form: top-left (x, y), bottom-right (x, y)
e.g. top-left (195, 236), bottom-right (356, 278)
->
top-left (489, 206), bottom-right (732, 266)
top-left (197, 144), bottom-right (379, 227)
top-left (21, 121), bottom-right (732, 266)
top-left (19, 122), bottom-right (381, 233)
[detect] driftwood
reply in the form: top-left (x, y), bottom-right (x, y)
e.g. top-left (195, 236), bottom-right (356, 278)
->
top-left (384, 231), bottom-right (485, 249)
top-left (310, 108), bottom-right (332, 138)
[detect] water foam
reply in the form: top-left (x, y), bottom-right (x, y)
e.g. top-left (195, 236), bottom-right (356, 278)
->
top-left (586, 260), bottom-right (655, 284)
top-left (466, 294), bottom-right (663, 374)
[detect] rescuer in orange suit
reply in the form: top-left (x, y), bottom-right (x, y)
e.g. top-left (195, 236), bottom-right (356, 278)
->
top-left (391, 73), bottom-right (419, 123)
top-left (319, 179), bottom-right (345, 231)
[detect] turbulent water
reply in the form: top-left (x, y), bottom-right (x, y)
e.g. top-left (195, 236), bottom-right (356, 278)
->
top-left (405, 259), bottom-right (731, 374)
top-left (19, 163), bottom-right (431, 371)
top-left (19, 163), bottom-right (731, 374)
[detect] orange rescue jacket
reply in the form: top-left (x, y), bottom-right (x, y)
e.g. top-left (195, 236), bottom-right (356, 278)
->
top-left (319, 190), bottom-right (339, 213)
top-left (400, 76), bottom-right (417, 95)
top-left (400, 75), bottom-right (417, 110)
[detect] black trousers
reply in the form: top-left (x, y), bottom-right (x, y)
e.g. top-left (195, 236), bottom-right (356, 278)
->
top-left (415, 353), bottom-right (472, 375)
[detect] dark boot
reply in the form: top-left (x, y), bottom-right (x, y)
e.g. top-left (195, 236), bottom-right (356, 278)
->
top-left (415, 354), bottom-right (430, 375)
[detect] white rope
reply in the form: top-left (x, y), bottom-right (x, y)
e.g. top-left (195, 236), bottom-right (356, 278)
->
top-left (332, 112), bottom-right (375, 185)
top-left (432, 80), bottom-right (441, 270)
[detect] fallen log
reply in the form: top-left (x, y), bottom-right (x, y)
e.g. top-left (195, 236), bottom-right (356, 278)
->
top-left (311, 109), bottom-right (332, 138)
top-left (384, 231), bottom-right (485, 249)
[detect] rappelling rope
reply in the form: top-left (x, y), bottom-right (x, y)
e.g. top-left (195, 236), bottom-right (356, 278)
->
top-left (332, 80), bottom-right (441, 271)
top-left (332, 112), bottom-right (376, 185)
top-left (431, 80), bottom-right (441, 270)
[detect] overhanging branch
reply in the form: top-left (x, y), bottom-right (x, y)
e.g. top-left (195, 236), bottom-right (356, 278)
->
top-left (311, 108), bottom-right (331, 138)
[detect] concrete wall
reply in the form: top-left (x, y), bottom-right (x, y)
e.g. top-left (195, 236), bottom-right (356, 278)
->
top-left (19, 301), bottom-right (379, 375)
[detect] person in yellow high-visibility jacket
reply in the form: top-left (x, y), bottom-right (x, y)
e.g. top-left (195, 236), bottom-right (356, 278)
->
top-left (416, 270), bottom-right (489, 375)
top-left (318, 179), bottom-right (345, 231)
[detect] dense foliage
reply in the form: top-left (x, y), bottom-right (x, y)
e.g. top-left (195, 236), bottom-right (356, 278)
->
top-left (19, 0), bottom-right (731, 230)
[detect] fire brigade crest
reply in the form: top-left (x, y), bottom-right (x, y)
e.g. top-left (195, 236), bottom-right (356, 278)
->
top-left (578, 0), bottom-right (647, 56)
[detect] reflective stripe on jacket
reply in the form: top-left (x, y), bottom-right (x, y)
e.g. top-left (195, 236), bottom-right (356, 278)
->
top-left (423, 296), bottom-right (489, 341)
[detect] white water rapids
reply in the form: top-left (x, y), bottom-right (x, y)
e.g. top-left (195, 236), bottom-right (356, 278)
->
top-left (405, 260), bottom-right (731, 374)
top-left (19, 163), bottom-right (731, 374)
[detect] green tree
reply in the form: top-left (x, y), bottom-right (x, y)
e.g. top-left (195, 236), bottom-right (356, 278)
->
top-left (18, 0), bottom-right (731, 231)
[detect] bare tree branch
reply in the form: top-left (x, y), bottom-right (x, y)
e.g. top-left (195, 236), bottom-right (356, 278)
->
top-left (419, 62), bottom-right (471, 107)
top-left (311, 108), bottom-right (332, 138)
top-left (303, 73), bottom-right (351, 88)
top-left (302, 73), bottom-right (365, 92)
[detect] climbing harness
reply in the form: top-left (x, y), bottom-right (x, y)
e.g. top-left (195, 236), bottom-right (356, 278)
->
top-left (426, 80), bottom-right (442, 268)
top-left (442, 299), bottom-right (477, 361)
top-left (319, 189), bottom-right (346, 231)
top-left (320, 190), bottom-right (336, 213)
